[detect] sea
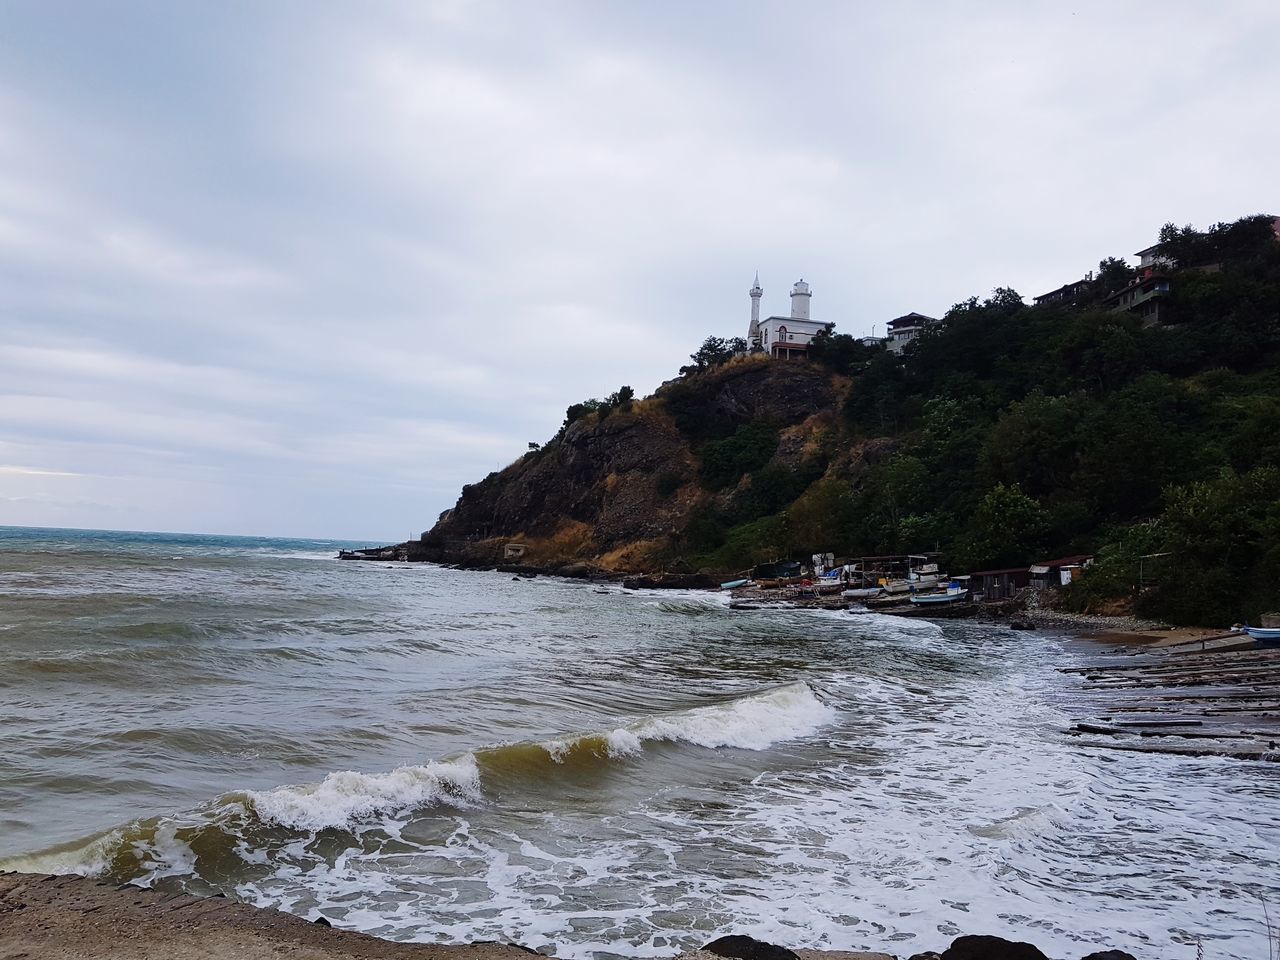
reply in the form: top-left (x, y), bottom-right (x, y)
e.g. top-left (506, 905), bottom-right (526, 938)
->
top-left (1, 526), bottom-right (1277, 959)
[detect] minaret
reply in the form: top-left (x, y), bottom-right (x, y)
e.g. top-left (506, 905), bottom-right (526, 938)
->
top-left (790, 279), bottom-right (811, 320)
top-left (748, 272), bottom-right (763, 342)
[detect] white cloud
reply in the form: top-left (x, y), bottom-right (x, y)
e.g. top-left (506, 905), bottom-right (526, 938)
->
top-left (0, 1), bottom-right (1277, 537)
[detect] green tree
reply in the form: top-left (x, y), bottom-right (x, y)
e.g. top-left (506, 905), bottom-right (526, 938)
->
top-left (981, 392), bottom-right (1084, 497)
top-left (1096, 256), bottom-right (1135, 292)
top-left (952, 483), bottom-right (1049, 571)
top-left (1148, 467), bottom-right (1280, 624)
top-left (808, 329), bottom-right (877, 372)
top-left (681, 336), bottom-right (745, 375)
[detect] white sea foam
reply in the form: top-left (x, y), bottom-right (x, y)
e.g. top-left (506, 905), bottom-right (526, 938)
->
top-left (604, 728), bottom-right (644, 757)
top-left (625, 680), bottom-right (835, 751)
top-left (0, 829), bottom-right (123, 877)
top-left (537, 682), bottom-right (835, 762)
top-left (247, 755), bottom-right (483, 831)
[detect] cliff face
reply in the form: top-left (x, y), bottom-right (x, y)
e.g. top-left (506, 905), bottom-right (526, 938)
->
top-left (422, 359), bottom-right (842, 570)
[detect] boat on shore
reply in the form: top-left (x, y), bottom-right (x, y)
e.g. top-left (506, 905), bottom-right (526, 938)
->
top-left (720, 578), bottom-right (750, 590)
top-left (909, 584), bottom-right (968, 606)
top-left (1243, 624), bottom-right (1280, 647)
top-left (843, 586), bottom-right (882, 599)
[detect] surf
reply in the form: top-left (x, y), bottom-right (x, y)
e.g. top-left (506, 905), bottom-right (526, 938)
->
top-left (2, 681), bottom-right (834, 881)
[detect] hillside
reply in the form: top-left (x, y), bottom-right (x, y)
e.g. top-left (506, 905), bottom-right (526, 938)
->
top-left (421, 214), bottom-right (1280, 625)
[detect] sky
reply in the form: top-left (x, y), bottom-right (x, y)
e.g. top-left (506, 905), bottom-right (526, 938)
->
top-left (1, 1), bottom-right (1278, 540)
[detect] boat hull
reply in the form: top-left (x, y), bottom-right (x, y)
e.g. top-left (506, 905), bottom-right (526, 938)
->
top-left (1244, 625), bottom-right (1280, 647)
top-left (909, 590), bottom-right (968, 605)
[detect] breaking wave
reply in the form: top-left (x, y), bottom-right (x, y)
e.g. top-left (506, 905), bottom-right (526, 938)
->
top-left (246, 756), bottom-right (484, 831)
top-left (3, 681), bottom-right (833, 879)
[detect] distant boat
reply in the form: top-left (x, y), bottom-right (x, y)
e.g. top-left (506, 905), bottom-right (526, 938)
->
top-left (1243, 624), bottom-right (1280, 647)
top-left (720, 578), bottom-right (750, 590)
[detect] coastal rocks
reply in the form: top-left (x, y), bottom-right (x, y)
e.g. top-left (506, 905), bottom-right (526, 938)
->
top-left (1079, 952), bottom-right (1137, 960)
top-left (939, 936), bottom-right (1048, 960)
top-left (704, 934), bottom-right (800, 960)
top-left (426, 406), bottom-right (697, 558)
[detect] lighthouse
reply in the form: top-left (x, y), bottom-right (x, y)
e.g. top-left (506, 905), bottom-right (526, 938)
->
top-left (790, 279), bottom-right (812, 320)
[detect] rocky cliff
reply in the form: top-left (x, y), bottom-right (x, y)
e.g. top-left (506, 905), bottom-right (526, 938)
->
top-left (420, 357), bottom-right (850, 573)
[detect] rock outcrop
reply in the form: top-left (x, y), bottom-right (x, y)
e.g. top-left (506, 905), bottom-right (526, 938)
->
top-left (419, 359), bottom-right (843, 572)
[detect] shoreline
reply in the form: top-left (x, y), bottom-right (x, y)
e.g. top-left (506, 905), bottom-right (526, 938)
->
top-left (0, 871), bottom-right (1132, 960)
top-left (344, 551), bottom-right (1201, 638)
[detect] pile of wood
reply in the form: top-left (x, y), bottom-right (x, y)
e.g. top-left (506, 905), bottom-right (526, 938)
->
top-left (1062, 646), bottom-right (1280, 761)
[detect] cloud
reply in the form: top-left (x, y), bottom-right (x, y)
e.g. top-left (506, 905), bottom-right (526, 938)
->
top-left (0, 1), bottom-right (1277, 537)
top-left (0, 465), bottom-right (85, 478)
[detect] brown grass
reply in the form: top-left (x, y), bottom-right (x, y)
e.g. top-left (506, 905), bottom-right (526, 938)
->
top-left (596, 538), bottom-right (665, 571)
top-left (519, 520), bottom-right (597, 565)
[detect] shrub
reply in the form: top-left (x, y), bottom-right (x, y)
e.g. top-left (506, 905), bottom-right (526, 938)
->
top-left (699, 420), bottom-right (779, 490)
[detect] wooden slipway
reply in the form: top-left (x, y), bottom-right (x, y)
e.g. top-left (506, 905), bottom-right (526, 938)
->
top-left (1061, 645), bottom-right (1280, 761)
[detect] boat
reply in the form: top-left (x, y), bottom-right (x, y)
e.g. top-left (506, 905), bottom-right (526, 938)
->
top-left (843, 586), bottom-right (882, 599)
top-left (884, 573), bottom-right (941, 594)
top-left (909, 584), bottom-right (969, 606)
top-left (720, 578), bottom-right (750, 590)
top-left (1243, 624), bottom-right (1280, 647)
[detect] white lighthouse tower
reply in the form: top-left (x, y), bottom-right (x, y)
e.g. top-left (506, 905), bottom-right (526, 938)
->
top-left (748, 272), bottom-right (764, 346)
top-left (790, 279), bottom-right (812, 320)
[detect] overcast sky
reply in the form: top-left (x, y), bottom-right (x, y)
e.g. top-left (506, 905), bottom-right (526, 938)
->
top-left (1, 1), bottom-right (1277, 539)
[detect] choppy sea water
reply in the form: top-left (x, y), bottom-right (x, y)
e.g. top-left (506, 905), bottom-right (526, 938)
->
top-left (1, 527), bottom-right (1277, 959)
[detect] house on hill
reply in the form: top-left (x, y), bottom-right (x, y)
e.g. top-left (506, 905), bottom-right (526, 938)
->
top-left (1104, 255), bottom-right (1172, 326)
top-left (885, 312), bottom-right (938, 355)
top-left (1033, 278), bottom-right (1093, 306)
top-left (747, 276), bottom-right (834, 359)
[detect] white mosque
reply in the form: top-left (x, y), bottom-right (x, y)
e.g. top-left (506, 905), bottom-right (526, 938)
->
top-left (747, 275), bottom-right (835, 359)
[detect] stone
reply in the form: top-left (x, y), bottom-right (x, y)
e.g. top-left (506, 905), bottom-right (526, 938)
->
top-left (703, 935), bottom-right (801, 960)
top-left (1079, 952), bottom-right (1137, 960)
top-left (906, 954), bottom-right (943, 960)
top-left (941, 935), bottom-right (1049, 960)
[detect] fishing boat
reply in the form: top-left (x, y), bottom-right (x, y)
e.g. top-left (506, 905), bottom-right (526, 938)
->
top-left (909, 584), bottom-right (968, 606)
top-left (1243, 624), bottom-right (1280, 647)
top-left (719, 578), bottom-right (750, 590)
top-left (884, 573), bottom-right (941, 594)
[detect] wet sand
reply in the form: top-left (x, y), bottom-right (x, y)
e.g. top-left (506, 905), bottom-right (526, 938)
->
top-left (0, 871), bottom-right (540, 960)
top-left (0, 873), bottom-right (894, 960)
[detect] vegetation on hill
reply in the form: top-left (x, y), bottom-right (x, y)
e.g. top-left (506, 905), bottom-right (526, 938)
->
top-left (666, 214), bottom-right (1280, 623)
top-left (428, 213), bottom-right (1280, 625)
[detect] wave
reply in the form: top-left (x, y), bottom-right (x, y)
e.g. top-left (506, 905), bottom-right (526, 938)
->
top-left (1, 681), bottom-right (833, 880)
top-left (246, 756), bottom-right (483, 831)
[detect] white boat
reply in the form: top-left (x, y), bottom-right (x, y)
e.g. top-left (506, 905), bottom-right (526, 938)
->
top-left (909, 584), bottom-right (968, 606)
top-left (1244, 624), bottom-right (1280, 647)
top-left (885, 574), bottom-right (940, 594)
top-left (843, 587), bottom-right (882, 599)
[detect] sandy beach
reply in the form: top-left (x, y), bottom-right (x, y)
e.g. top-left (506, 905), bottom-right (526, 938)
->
top-left (0, 872), bottom-right (901, 960)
